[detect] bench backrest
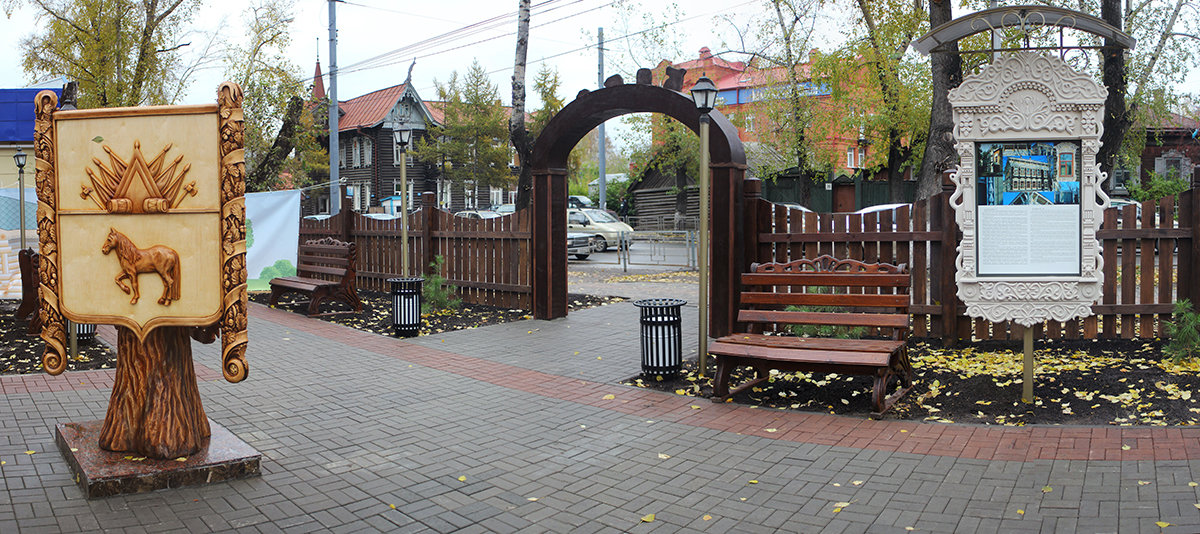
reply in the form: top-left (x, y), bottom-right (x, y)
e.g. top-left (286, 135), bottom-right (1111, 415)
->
top-left (738, 255), bottom-right (910, 339)
top-left (296, 237), bottom-right (357, 286)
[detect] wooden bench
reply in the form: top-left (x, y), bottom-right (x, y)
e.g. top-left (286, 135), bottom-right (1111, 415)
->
top-left (708, 255), bottom-right (913, 416)
top-left (268, 237), bottom-right (362, 316)
top-left (15, 249), bottom-right (41, 334)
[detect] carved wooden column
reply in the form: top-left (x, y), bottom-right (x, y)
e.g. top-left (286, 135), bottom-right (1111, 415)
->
top-left (531, 168), bottom-right (568, 320)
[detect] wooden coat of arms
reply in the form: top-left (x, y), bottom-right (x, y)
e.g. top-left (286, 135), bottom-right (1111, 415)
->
top-left (34, 84), bottom-right (248, 458)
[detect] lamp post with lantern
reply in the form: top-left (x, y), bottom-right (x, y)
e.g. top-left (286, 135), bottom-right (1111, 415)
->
top-left (13, 148), bottom-right (27, 250)
top-left (690, 76), bottom-right (717, 377)
top-left (393, 128), bottom-right (412, 275)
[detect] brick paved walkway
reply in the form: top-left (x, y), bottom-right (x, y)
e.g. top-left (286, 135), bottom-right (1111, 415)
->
top-left (3, 300), bottom-right (1200, 533)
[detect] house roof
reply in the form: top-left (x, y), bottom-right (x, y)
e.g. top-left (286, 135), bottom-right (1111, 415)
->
top-left (312, 62), bottom-right (326, 100)
top-left (337, 83), bottom-right (408, 132)
top-left (1146, 111), bottom-right (1200, 132)
top-left (674, 47), bottom-right (746, 74)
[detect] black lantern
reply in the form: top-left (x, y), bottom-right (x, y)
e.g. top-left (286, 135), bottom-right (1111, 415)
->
top-left (13, 148), bottom-right (27, 250)
top-left (392, 128), bottom-right (412, 151)
top-left (690, 76), bottom-right (718, 114)
top-left (387, 277), bottom-right (424, 337)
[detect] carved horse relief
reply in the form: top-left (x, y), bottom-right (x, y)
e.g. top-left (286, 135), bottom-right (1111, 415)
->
top-left (101, 228), bottom-right (181, 305)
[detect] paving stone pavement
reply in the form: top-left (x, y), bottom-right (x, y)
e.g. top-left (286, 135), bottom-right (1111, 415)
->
top-left (3, 297), bottom-right (1200, 533)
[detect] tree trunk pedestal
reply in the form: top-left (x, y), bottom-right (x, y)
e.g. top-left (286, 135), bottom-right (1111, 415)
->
top-left (54, 326), bottom-right (260, 498)
top-left (56, 418), bottom-right (260, 499)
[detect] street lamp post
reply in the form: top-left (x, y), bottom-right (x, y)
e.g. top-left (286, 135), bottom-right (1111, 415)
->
top-left (13, 148), bottom-right (27, 250)
top-left (690, 76), bottom-right (718, 377)
top-left (393, 128), bottom-right (412, 276)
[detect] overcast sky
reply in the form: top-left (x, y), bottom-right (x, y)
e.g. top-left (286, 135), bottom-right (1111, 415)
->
top-left (2, 1), bottom-right (1195, 125)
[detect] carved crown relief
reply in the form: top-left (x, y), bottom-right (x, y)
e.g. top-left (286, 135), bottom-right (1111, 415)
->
top-left (948, 52), bottom-right (1108, 326)
top-left (81, 141), bottom-right (197, 213)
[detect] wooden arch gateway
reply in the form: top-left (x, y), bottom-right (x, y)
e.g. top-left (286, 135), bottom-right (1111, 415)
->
top-left (529, 79), bottom-right (747, 337)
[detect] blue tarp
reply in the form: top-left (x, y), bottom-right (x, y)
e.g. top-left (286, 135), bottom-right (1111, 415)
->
top-left (0, 88), bottom-right (61, 143)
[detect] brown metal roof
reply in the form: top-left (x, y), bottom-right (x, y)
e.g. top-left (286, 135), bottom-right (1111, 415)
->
top-left (337, 84), bottom-right (407, 132)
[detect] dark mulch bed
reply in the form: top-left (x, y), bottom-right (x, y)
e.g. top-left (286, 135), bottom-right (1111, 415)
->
top-left (248, 289), bottom-right (626, 337)
top-left (624, 337), bottom-right (1200, 426)
top-left (0, 300), bottom-right (115, 374)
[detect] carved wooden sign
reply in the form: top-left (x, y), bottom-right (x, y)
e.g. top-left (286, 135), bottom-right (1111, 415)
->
top-left (947, 52), bottom-right (1109, 326)
top-left (34, 84), bottom-right (248, 382)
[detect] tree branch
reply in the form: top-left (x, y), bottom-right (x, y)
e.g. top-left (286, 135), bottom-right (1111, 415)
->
top-left (156, 42), bottom-right (190, 53)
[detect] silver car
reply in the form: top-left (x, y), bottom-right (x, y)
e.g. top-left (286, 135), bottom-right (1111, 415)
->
top-left (567, 208), bottom-right (633, 252)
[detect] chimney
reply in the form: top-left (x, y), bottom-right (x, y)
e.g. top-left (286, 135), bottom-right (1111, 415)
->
top-left (699, 47), bottom-right (713, 60)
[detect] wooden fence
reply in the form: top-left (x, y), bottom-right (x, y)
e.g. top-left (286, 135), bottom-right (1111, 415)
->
top-left (299, 193), bottom-right (532, 309)
top-left (745, 180), bottom-right (1198, 343)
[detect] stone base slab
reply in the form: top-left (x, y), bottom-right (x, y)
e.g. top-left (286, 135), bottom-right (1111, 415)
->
top-left (55, 418), bottom-right (261, 499)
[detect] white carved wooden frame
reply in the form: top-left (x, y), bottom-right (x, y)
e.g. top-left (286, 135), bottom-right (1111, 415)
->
top-left (947, 52), bottom-right (1109, 326)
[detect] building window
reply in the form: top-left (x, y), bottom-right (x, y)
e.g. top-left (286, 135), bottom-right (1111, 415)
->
top-left (339, 140), bottom-right (347, 168)
top-left (352, 138), bottom-right (362, 167)
top-left (745, 114), bottom-right (755, 133)
top-left (463, 181), bottom-right (476, 209)
top-left (363, 138), bottom-right (373, 166)
top-left (847, 147), bottom-right (855, 168)
top-left (490, 187), bottom-right (504, 208)
top-left (1058, 153), bottom-right (1073, 177)
top-left (438, 179), bottom-right (452, 209)
top-left (857, 147), bottom-right (866, 168)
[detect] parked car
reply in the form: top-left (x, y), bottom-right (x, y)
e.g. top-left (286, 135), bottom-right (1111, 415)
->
top-left (567, 195), bottom-right (594, 208)
top-left (455, 210), bottom-right (501, 219)
top-left (781, 203), bottom-right (813, 212)
top-left (495, 203), bottom-right (516, 215)
top-left (568, 232), bottom-right (594, 260)
top-left (567, 208), bottom-right (634, 252)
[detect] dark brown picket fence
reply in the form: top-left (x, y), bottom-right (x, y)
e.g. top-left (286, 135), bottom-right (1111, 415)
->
top-left (299, 192), bottom-right (532, 309)
top-left (743, 183), bottom-right (1196, 343)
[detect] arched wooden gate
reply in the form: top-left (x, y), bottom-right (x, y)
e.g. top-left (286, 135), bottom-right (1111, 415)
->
top-left (529, 78), bottom-right (748, 338)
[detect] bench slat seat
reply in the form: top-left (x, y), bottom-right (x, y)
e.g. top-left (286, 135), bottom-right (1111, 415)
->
top-left (268, 237), bottom-right (361, 316)
top-left (709, 255), bottom-right (913, 416)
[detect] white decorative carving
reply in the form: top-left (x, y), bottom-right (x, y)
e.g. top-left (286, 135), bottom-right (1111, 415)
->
top-left (948, 52), bottom-right (1108, 326)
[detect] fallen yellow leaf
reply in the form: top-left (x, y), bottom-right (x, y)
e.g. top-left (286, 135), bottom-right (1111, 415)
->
top-left (900, 429), bottom-right (908, 433)
top-left (1138, 481), bottom-right (1151, 486)
top-left (905, 528), bottom-right (915, 531)
top-left (1042, 485), bottom-right (1052, 493)
top-left (1122, 445), bottom-right (1132, 451)
top-left (748, 480), bottom-right (758, 484)
top-left (640, 513), bottom-right (655, 523)
top-left (657, 453), bottom-right (671, 459)
top-left (389, 504), bottom-right (396, 509)
top-left (674, 389), bottom-right (687, 395)
top-left (70, 448), bottom-right (78, 452)
top-left (1156, 521), bottom-right (1170, 528)
top-left (1194, 503), bottom-right (1200, 510)
top-left (1191, 482), bottom-right (1198, 487)
top-left (702, 515), bottom-right (712, 521)
top-left (765, 428), bottom-right (777, 433)
top-left (852, 480), bottom-right (864, 486)
top-left (174, 457), bottom-right (187, 462)
top-left (690, 405), bottom-right (701, 410)
top-left (24, 451), bottom-right (35, 455)
top-left (602, 394), bottom-right (615, 400)
top-left (834, 501), bottom-right (851, 508)
top-left (832, 507), bottom-right (842, 513)
top-left (527, 497), bottom-right (538, 501)
top-left (457, 475), bottom-right (466, 482)
top-left (1018, 509), bottom-right (1025, 515)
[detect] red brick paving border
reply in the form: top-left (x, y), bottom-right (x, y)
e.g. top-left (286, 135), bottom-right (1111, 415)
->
top-left (252, 303), bottom-right (1200, 462)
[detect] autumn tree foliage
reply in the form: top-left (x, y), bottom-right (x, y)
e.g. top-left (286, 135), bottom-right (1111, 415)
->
top-left (10, 0), bottom-right (201, 108)
top-left (412, 62), bottom-right (513, 191)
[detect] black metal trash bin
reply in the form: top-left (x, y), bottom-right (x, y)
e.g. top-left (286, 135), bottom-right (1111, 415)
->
top-left (633, 298), bottom-right (685, 378)
top-left (387, 277), bottom-right (424, 337)
top-left (73, 321), bottom-right (96, 341)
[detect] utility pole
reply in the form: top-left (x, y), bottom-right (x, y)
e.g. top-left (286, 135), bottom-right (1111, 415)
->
top-left (328, 0), bottom-right (341, 215)
top-left (597, 27), bottom-right (607, 210)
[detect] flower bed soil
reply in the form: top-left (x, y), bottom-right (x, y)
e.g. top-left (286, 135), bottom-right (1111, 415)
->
top-left (0, 300), bottom-right (115, 374)
top-left (624, 338), bottom-right (1200, 426)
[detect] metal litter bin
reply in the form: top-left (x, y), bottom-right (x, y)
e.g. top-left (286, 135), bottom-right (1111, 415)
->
top-left (633, 298), bottom-right (685, 378)
top-left (73, 321), bottom-right (96, 341)
top-left (387, 277), bottom-right (424, 337)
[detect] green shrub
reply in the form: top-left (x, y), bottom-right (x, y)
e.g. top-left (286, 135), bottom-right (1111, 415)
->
top-left (785, 286), bottom-right (866, 339)
top-left (1165, 299), bottom-right (1200, 362)
top-left (422, 255), bottom-right (461, 314)
top-left (1129, 170), bottom-right (1188, 205)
